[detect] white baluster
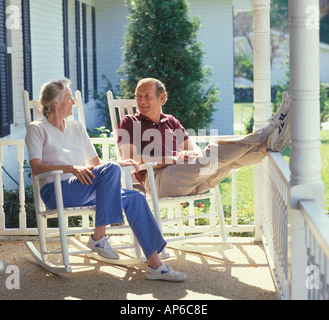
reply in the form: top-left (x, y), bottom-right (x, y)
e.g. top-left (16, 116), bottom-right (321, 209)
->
top-left (231, 169), bottom-right (238, 227)
top-left (17, 145), bottom-right (26, 231)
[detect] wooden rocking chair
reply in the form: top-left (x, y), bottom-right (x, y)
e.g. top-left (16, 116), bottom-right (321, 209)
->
top-left (107, 90), bottom-right (232, 253)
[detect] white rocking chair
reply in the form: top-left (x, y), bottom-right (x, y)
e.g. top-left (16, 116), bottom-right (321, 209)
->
top-left (107, 90), bottom-right (232, 253)
top-left (23, 90), bottom-right (148, 274)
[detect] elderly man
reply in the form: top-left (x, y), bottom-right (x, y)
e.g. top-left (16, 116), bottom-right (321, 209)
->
top-left (117, 78), bottom-right (290, 198)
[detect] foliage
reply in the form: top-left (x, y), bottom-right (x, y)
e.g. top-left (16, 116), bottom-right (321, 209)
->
top-left (4, 186), bottom-right (36, 228)
top-left (234, 52), bottom-right (253, 81)
top-left (117, 0), bottom-right (220, 131)
top-left (87, 126), bottom-right (117, 160)
top-left (270, 0), bottom-right (289, 33)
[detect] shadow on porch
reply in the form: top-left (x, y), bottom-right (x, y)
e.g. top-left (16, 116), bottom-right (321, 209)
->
top-left (0, 236), bottom-right (275, 300)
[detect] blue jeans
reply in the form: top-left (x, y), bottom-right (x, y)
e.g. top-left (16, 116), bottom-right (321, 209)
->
top-left (40, 162), bottom-right (166, 259)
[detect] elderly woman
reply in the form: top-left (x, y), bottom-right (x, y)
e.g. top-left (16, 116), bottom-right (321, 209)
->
top-left (25, 78), bottom-right (186, 282)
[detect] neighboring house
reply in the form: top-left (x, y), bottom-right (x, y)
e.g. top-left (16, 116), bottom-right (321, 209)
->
top-left (235, 31), bottom-right (329, 86)
top-left (0, 0), bottom-right (235, 188)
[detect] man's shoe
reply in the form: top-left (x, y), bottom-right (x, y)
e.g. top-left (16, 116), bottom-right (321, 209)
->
top-left (267, 110), bottom-right (291, 152)
top-left (87, 235), bottom-right (119, 259)
top-left (146, 263), bottom-right (187, 282)
top-left (268, 91), bottom-right (291, 126)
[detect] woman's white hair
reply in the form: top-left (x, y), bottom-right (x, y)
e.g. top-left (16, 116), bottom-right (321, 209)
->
top-left (39, 78), bottom-right (72, 118)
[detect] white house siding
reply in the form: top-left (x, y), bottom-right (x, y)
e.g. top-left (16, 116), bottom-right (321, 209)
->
top-left (189, 0), bottom-right (234, 134)
top-left (95, 0), bottom-right (128, 93)
top-left (30, 0), bottom-right (64, 100)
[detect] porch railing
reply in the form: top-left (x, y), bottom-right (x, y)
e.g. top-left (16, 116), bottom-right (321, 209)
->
top-left (0, 136), bottom-right (249, 236)
top-left (260, 152), bottom-right (329, 300)
top-left (261, 152), bottom-right (290, 299)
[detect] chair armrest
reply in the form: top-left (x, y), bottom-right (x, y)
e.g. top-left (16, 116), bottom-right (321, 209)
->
top-left (33, 170), bottom-right (64, 181)
top-left (120, 162), bottom-right (158, 174)
top-left (120, 162), bottom-right (157, 190)
top-left (139, 162), bottom-right (157, 171)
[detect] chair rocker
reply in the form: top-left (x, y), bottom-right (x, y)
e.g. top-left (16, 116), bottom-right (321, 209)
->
top-left (107, 90), bottom-right (232, 254)
top-left (23, 90), bottom-right (147, 274)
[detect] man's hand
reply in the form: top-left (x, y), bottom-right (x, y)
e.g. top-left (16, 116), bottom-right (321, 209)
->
top-left (174, 150), bottom-right (200, 164)
top-left (117, 159), bottom-right (140, 172)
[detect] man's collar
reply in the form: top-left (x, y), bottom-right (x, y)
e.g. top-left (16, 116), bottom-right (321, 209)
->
top-left (136, 112), bottom-right (169, 124)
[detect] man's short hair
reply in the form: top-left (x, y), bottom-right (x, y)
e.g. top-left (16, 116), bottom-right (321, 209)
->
top-left (135, 78), bottom-right (168, 104)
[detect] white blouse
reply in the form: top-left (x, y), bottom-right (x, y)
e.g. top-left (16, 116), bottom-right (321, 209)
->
top-left (25, 118), bottom-right (98, 188)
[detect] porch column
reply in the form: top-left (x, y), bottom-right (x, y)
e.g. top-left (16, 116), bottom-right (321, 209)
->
top-left (252, 0), bottom-right (272, 130)
top-left (252, 0), bottom-right (271, 241)
top-left (289, 0), bottom-right (324, 299)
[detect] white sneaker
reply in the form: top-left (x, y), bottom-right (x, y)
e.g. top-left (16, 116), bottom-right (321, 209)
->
top-left (146, 263), bottom-right (187, 282)
top-left (87, 235), bottom-right (119, 259)
top-left (267, 110), bottom-right (291, 152)
top-left (268, 91), bottom-right (291, 127)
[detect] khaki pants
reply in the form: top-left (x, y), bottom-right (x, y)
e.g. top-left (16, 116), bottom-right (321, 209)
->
top-left (144, 128), bottom-right (268, 198)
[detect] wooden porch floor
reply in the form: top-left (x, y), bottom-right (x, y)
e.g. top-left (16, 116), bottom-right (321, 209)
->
top-left (0, 236), bottom-right (276, 300)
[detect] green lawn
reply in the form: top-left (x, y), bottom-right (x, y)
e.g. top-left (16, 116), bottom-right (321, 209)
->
top-left (234, 103), bottom-right (254, 126)
top-left (223, 103), bottom-right (329, 230)
top-left (234, 103), bottom-right (254, 134)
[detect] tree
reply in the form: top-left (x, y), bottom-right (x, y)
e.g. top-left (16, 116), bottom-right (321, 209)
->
top-left (117, 0), bottom-right (220, 131)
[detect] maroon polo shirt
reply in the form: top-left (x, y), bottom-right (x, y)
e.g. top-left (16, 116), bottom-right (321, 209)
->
top-left (118, 112), bottom-right (189, 183)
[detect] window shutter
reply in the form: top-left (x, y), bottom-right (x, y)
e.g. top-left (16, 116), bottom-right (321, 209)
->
top-left (92, 7), bottom-right (97, 92)
top-left (82, 3), bottom-right (88, 103)
top-left (22, 0), bottom-right (33, 99)
top-left (63, 0), bottom-right (69, 78)
top-left (75, 0), bottom-right (82, 92)
top-left (0, 0), bottom-right (11, 137)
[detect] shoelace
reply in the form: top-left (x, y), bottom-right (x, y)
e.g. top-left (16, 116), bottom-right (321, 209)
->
top-left (99, 235), bottom-right (111, 248)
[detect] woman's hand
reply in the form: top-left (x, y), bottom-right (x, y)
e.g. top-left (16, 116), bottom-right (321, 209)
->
top-left (72, 166), bottom-right (96, 185)
top-left (117, 159), bottom-right (140, 172)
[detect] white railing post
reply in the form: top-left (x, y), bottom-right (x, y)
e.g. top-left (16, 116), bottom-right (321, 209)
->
top-left (252, 0), bottom-right (272, 241)
top-left (288, 0), bottom-right (325, 300)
